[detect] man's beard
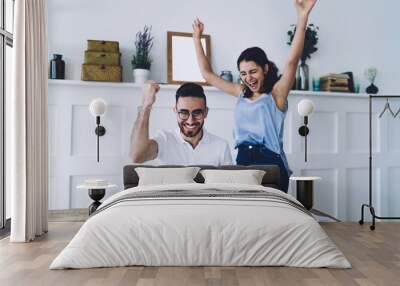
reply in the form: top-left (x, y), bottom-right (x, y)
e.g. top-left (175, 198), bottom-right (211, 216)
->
top-left (178, 121), bottom-right (204, 138)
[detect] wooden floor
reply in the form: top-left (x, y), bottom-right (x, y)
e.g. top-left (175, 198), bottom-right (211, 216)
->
top-left (0, 222), bottom-right (399, 286)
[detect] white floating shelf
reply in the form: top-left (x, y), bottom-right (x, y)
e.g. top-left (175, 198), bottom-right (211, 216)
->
top-left (48, 79), bottom-right (369, 98)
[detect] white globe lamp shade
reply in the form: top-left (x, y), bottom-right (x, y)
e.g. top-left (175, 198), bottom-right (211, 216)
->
top-left (297, 99), bottom-right (315, 116)
top-left (89, 98), bottom-right (107, 117)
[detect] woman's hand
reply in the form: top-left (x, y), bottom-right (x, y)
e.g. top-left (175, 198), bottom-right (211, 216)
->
top-left (294, 0), bottom-right (317, 17)
top-left (192, 18), bottom-right (204, 40)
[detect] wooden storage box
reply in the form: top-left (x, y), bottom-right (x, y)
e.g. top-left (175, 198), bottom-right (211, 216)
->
top-left (81, 64), bottom-right (122, 82)
top-left (87, 40), bottom-right (119, 53)
top-left (84, 51), bottom-right (121, 66)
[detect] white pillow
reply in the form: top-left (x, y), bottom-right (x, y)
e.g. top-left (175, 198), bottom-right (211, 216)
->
top-left (135, 167), bottom-right (200, 186)
top-left (200, 169), bottom-right (266, 185)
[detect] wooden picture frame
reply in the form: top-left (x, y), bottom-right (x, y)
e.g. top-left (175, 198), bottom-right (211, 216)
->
top-left (167, 31), bottom-right (211, 85)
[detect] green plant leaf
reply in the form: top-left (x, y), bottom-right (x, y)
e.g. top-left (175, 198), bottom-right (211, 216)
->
top-left (132, 25), bottom-right (154, 70)
top-left (286, 23), bottom-right (319, 62)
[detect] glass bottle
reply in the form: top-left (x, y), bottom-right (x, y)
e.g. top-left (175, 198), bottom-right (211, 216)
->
top-left (296, 61), bottom-right (309, 90)
top-left (49, 54), bottom-right (65, 79)
top-left (220, 70), bottom-right (233, 82)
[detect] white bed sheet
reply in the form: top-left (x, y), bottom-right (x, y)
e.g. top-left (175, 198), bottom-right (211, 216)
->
top-left (50, 183), bottom-right (350, 269)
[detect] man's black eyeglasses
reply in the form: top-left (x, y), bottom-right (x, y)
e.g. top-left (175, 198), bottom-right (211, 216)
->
top-left (177, 109), bottom-right (205, 120)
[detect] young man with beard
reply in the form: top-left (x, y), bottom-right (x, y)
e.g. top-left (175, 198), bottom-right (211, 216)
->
top-left (130, 81), bottom-right (233, 165)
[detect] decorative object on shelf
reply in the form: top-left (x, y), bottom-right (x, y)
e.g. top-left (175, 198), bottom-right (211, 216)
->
top-left (287, 23), bottom-right (319, 91)
top-left (354, 82), bottom-right (361, 93)
top-left (81, 65), bottom-right (122, 82)
top-left (366, 84), bottom-right (378, 94)
top-left (81, 40), bottom-right (122, 82)
top-left (84, 50), bottom-right (121, 66)
top-left (319, 73), bottom-right (350, 92)
top-left (77, 179), bottom-right (117, 215)
top-left (364, 67), bottom-right (379, 94)
top-left (296, 62), bottom-right (309, 90)
top-left (49, 54), bottom-right (65, 79)
top-left (87, 40), bottom-right (119, 52)
top-left (220, 70), bottom-right (233, 82)
top-left (133, 68), bottom-right (150, 85)
top-left (167, 31), bottom-right (211, 85)
top-left (312, 77), bottom-right (320, 91)
top-left (297, 99), bottom-right (315, 162)
top-left (89, 98), bottom-right (107, 162)
top-left (132, 25), bottom-right (153, 84)
top-left (341, 71), bottom-right (355, 92)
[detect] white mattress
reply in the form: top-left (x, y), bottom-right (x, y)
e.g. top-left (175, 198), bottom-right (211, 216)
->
top-left (50, 183), bottom-right (351, 269)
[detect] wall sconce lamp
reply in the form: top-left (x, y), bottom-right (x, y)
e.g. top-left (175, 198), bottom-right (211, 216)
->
top-left (297, 99), bottom-right (315, 162)
top-left (89, 98), bottom-right (107, 162)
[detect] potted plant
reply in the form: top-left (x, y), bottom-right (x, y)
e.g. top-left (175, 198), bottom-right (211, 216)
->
top-left (287, 23), bottom-right (319, 90)
top-left (364, 67), bottom-right (379, 94)
top-left (132, 25), bottom-right (154, 84)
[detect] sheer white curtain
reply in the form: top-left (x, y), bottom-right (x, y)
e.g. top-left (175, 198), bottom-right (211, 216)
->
top-left (9, 0), bottom-right (48, 242)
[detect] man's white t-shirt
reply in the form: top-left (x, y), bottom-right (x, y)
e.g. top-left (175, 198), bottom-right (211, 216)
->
top-left (152, 129), bottom-right (233, 166)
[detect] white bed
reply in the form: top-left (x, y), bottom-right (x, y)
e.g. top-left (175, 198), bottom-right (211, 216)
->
top-left (50, 183), bottom-right (351, 269)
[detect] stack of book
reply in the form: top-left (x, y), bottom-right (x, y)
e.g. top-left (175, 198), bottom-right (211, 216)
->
top-left (319, 74), bottom-right (350, 92)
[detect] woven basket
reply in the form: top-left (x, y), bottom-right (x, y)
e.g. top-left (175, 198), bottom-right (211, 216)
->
top-left (81, 64), bottom-right (122, 82)
top-left (87, 40), bottom-right (119, 53)
top-left (84, 51), bottom-right (121, 66)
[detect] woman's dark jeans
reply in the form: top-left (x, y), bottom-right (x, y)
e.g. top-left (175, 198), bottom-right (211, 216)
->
top-left (236, 144), bottom-right (289, 193)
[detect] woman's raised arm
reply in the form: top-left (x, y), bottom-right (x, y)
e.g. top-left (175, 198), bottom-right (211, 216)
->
top-left (272, 0), bottom-right (317, 109)
top-left (192, 18), bottom-right (242, 96)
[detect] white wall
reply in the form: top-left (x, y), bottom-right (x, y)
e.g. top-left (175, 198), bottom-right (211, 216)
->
top-left (47, 0), bottom-right (400, 93)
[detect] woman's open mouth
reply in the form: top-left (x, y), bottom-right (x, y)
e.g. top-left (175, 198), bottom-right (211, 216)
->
top-left (247, 80), bottom-right (258, 90)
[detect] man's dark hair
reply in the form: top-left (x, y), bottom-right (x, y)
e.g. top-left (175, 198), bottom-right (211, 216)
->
top-left (175, 82), bottom-right (207, 106)
top-left (237, 47), bottom-right (280, 98)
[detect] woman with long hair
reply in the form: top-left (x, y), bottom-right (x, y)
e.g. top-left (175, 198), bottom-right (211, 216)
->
top-left (193, 0), bottom-right (317, 192)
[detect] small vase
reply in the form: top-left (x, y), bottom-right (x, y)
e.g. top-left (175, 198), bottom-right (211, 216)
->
top-left (220, 71), bottom-right (233, 82)
top-left (296, 61), bottom-right (309, 90)
top-left (366, 83), bottom-right (379, 94)
top-left (133, 69), bottom-right (150, 84)
top-left (49, 54), bottom-right (65, 79)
